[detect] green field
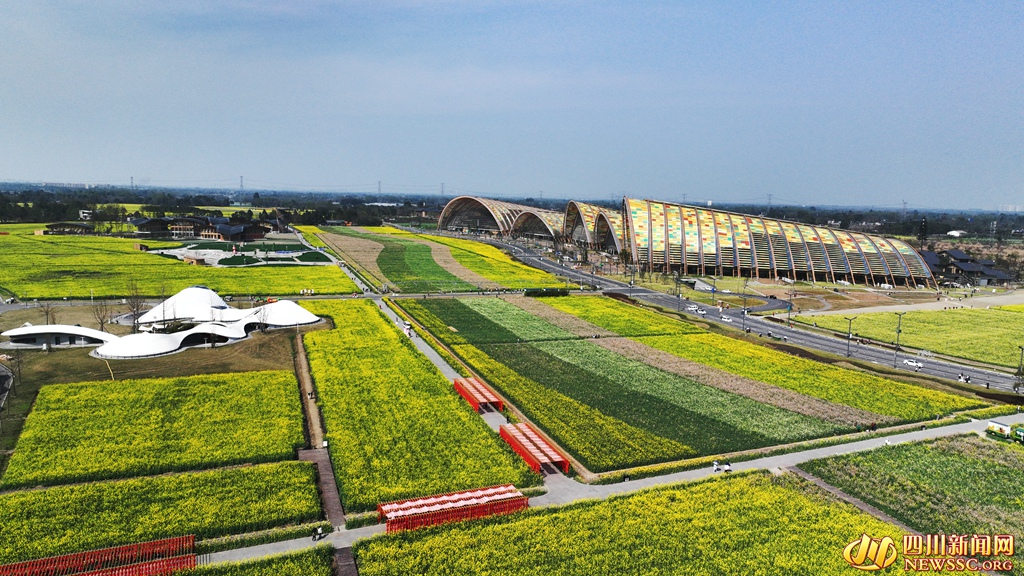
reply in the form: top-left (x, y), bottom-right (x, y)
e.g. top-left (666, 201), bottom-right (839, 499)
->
top-left (550, 296), bottom-right (983, 422)
top-left (402, 297), bottom-right (843, 471)
top-left (301, 300), bottom-right (537, 512)
top-left (800, 435), bottom-right (1024, 571)
top-left (324, 227), bottom-right (474, 293)
top-left (0, 461), bottom-right (321, 564)
top-left (387, 230), bottom-right (563, 289)
top-left (0, 371), bottom-right (304, 488)
top-left (0, 224), bottom-right (356, 298)
top-left (183, 546), bottom-right (334, 576)
top-left (354, 472), bottom-right (911, 575)
top-left (796, 307), bottom-right (1024, 368)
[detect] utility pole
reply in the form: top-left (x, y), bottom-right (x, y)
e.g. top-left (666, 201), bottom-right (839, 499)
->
top-left (844, 316), bottom-right (857, 357)
top-left (893, 312), bottom-right (907, 368)
top-left (1016, 346), bottom-right (1024, 393)
top-left (741, 278), bottom-right (750, 331)
top-left (378, 181), bottom-right (381, 194)
top-left (767, 194), bottom-right (773, 210)
top-left (240, 176), bottom-right (244, 191)
top-left (786, 287), bottom-right (796, 326)
top-left (130, 176), bottom-right (134, 191)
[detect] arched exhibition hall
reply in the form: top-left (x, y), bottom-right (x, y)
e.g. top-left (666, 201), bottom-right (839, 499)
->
top-left (437, 196), bottom-right (934, 288)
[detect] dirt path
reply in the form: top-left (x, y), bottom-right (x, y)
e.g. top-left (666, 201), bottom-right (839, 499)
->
top-left (404, 237), bottom-right (502, 289)
top-left (318, 232), bottom-right (387, 288)
top-left (502, 295), bottom-right (893, 427)
top-left (293, 335), bottom-right (324, 448)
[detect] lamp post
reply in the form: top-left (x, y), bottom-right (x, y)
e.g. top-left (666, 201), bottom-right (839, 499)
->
top-left (893, 312), bottom-right (907, 368)
top-left (1016, 346), bottom-right (1024, 393)
top-left (786, 287), bottom-right (796, 327)
top-left (741, 277), bottom-right (750, 331)
top-left (844, 316), bottom-right (857, 357)
top-left (675, 273), bottom-right (682, 312)
top-left (710, 276), bottom-right (717, 308)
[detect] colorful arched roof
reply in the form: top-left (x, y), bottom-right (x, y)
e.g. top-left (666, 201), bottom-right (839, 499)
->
top-left (594, 209), bottom-right (624, 252)
top-left (511, 209), bottom-right (565, 239)
top-left (564, 201), bottom-right (604, 244)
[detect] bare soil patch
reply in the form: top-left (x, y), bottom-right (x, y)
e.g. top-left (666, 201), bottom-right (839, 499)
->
top-left (318, 231), bottom-right (386, 286)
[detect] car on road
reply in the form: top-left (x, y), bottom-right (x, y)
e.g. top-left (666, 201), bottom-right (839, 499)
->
top-left (903, 359), bottom-right (924, 369)
top-left (686, 304), bottom-right (699, 312)
top-left (720, 316), bottom-right (733, 323)
top-left (696, 309), bottom-right (707, 315)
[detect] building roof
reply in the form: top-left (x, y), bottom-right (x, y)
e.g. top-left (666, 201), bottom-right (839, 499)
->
top-left (942, 249), bottom-right (973, 261)
top-left (1, 324), bottom-right (119, 343)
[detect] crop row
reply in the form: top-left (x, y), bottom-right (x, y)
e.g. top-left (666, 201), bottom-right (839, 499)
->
top-left (300, 300), bottom-right (537, 512)
top-left (402, 298), bottom-right (840, 470)
top-left (182, 545), bottom-right (334, 576)
top-left (461, 299), bottom-right (842, 445)
top-left (0, 371), bottom-right (305, 489)
top-left (639, 333), bottom-right (983, 421)
top-left (353, 471), bottom-right (909, 575)
top-left (0, 229), bottom-right (356, 298)
top-left (0, 461), bottom-right (322, 564)
top-left (799, 435), bottom-right (1024, 568)
top-left (797, 308), bottom-right (1024, 368)
top-left (541, 295), bottom-right (982, 421)
top-left (544, 295), bottom-right (703, 337)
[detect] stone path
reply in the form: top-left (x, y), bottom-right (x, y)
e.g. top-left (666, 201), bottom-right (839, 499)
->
top-left (297, 449), bottom-right (345, 527)
top-left (293, 335), bottom-right (324, 448)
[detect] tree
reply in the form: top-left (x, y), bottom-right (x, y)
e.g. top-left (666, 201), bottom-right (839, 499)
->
top-left (39, 301), bottom-right (59, 325)
top-left (124, 279), bottom-right (147, 334)
top-left (91, 298), bottom-right (113, 332)
top-left (252, 192), bottom-right (260, 208)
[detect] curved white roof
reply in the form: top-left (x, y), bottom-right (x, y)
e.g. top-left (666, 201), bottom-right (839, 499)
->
top-left (1, 324), bottom-right (119, 343)
top-left (138, 286), bottom-right (233, 324)
top-left (94, 322), bottom-right (249, 359)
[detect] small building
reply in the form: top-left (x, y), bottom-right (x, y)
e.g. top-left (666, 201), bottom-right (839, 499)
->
top-left (130, 217), bottom-right (172, 237)
top-left (182, 256), bottom-right (206, 266)
top-left (43, 222), bottom-right (94, 235)
top-left (2, 324), bottom-right (118, 349)
top-left (199, 224), bottom-right (266, 242)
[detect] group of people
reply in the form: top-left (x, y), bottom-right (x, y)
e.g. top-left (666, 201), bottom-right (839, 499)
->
top-left (712, 461), bottom-right (732, 474)
top-left (957, 373), bottom-right (972, 383)
top-left (299, 288), bottom-right (317, 296)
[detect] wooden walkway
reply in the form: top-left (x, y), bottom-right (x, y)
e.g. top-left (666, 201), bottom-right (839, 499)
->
top-left (298, 449), bottom-right (346, 527)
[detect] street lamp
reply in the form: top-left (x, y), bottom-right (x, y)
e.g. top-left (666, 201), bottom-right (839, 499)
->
top-left (675, 273), bottom-right (682, 312)
top-left (1016, 346), bottom-right (1024, 393)
top-left (893, 312), bottom-right (907, 368)
top-left (741, 277), bottom-right (750, 331)
top-left (786, 286), bottom-right (796, 327)
top-left (710, 276), bottom-right (717, 308)
top-left (844, 316), bottom-right (857, 357)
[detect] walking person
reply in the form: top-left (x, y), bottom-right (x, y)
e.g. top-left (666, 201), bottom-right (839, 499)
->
top-left (723, 462), bottom-right (732, 473)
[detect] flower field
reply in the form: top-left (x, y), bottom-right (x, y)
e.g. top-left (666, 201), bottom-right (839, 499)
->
top-left (300, 300), bottom-right (537, 512)
top-left (796, 308), bottom-right (1024, 368)
top-left (407, 233), bottom-right (564, 289)
top-left (353, 471), bottom-right (911, 575)
top-left (293, 225), bottom-right (330, 250)
top-left (542, 295), bottom-right (982, 422)
top-left (182, 546), bottom-right (334, 576)
top-left (800, 435), bottom-right (1024, 570)
top-left (0, 461), bottom-right (322, 564)
top-left (544, 295), bottom-right (703, 337)
top-left (402, 298), bottom-right (843, 471)
top-left (0, 225), bottom-right (356, 298)
top-left (0, 371), bottom-right (305, 488)
top-left (640, 334), bottom-right (983, 421)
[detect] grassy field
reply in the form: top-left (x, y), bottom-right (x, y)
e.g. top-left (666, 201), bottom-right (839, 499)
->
top-left (800, 435), bottom-right (1024, 571)
top-left (354, 471), bottom-right (911, 575)
top-left (549, 296), bottom-right (984, 422)
top-left (0, 224), bottom-right (356, 298)
top-left (0, 461), bottom-right (321, 564)
top-left (400, 232), bottom-right (564, 289)
top-left (324, 227), bottom-right (474, 293)
top-left (1, 371), bottom-right (304, 488)
top-left (402, 297), bottom-right (843, 471)
top-left (796, 307), bottom-right (1024, 368)
top-left (301, 300), bottom-right (537, 512)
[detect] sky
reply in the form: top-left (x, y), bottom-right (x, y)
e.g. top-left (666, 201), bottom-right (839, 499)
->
top-left (0, 1), bottom-right (1021, 210)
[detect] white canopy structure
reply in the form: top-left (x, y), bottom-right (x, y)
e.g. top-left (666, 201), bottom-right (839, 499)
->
top-left (1, 286), bottom-right (321, 359)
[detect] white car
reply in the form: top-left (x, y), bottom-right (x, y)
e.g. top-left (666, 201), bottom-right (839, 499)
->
top-left (696, 309), bottom-right (707, 315)
top-left (686, 304), bottom-right (699, 312)
top-left (902, 359), bottom-right (923, 369)
top-left (720, 316), bottom-right (733, 323)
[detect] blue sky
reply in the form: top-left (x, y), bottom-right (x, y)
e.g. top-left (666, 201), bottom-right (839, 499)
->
top-left (0, 1), bottom-right (1021, 209)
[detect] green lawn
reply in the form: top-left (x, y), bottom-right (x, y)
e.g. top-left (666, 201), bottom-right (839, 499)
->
top-left (796, 307), bottom-right (1024, 368)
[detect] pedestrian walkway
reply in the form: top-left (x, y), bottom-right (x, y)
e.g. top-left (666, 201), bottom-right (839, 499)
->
top-left (297, 449), bottom-right (345, 527)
